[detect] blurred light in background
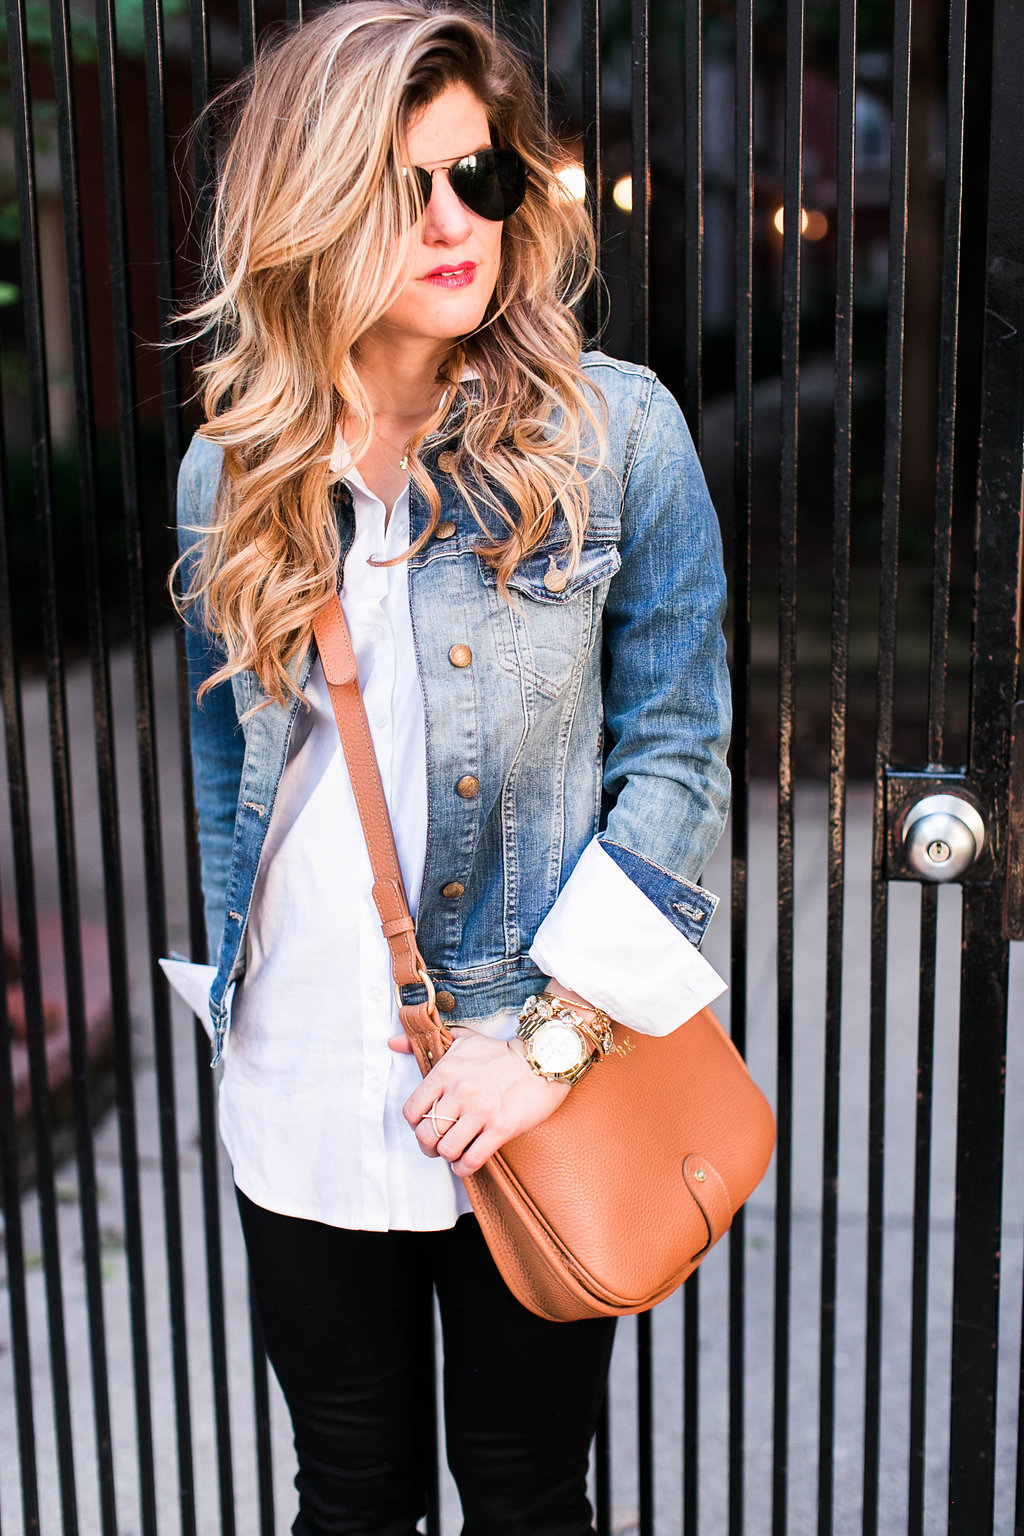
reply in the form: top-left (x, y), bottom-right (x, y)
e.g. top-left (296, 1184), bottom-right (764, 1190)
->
top-left (555, 162), bottom-right (587, 202)
top-left (612, 175), bottom-right (633, 213)
top-left (772, 205), bottom-right (828, 240)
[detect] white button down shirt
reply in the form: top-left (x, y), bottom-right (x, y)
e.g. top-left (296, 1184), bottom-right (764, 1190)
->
top-left (165, 463), bottom-right (726, 1231)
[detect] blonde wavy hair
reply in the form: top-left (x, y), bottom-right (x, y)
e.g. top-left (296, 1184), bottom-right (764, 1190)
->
top-left (175, 0), bottom-right (607, 707)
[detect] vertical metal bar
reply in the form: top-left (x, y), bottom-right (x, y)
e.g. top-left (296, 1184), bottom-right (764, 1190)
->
top-left (680, 7), bottom-right (703, 1530)
top-left (1017, 1265), bottom-right (1024, 1536)
top-left (2, 2), bottom-right (84, 1527)
top-left (628, 0), bottom-right (652, 1519)
top-left (594, 1396), bottom-right (611, 1536)
top-left (629, 0), bottom-right (649, 362)
top-left (92, 0), bottom-right (199, 1528)
top-left (581, 0), bottom-right (602, 343)
top-left (424, 1307), bottom-right (440, 1536)
top-left (728, 6), bottom-right (754, 1533)
top-left (772, 3), bottom-right (804, 1532)
top-left (682, 1272), bottom-right (699, 1536)
top-left (0, 406), bottom-right (41, 1536)
top-left (239, 0), bottom-right (257, 71)
top-left (947, 0), bottom-right (1023, 1523)
top-left (947, 890), bottom-right (1009, 1535)
top-left (926, 0), bottom-right (968, 766)
top-left (637, 1311), bottom-right (653, 1536)
top-left (527, 0), bottom-right (548, 129)
top-left (248, 1279), bottom-right (276, 1536)
top-left (863, 5), bottom-right (913, 1531)
top-left (905, 8), bottom-right (969, 1533)
top-left (908, 887), bottom-right (938, 1536)
top-left (816, 3), bottom-right (855, 1533)
top-left (682, 0), bottom-right (701, 437)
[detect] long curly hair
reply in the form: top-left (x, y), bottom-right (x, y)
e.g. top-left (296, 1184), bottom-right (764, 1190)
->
top-left (175, 0), bottom-right (606, 707)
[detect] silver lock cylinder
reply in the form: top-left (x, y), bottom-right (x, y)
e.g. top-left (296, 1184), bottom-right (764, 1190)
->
top-left (901, 794), bottom-right (986, 882)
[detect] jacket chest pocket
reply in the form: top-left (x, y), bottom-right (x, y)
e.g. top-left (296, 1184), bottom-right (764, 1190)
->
top-left (479, 539), bottom-right (621, 699)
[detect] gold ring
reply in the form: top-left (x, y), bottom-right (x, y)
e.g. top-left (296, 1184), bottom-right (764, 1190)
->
top-left (428, 1103), bottom-right (458, 1137)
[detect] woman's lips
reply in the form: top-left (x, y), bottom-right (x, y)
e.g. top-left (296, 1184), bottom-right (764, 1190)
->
top-left (422, 262), bottom-right (477, 289)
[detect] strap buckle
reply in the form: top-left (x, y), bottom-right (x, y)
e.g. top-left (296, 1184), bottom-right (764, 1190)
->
top-left (394, 967), bottom-right (437, 1014)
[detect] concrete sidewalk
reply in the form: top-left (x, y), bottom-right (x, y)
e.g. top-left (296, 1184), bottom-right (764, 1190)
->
top-left (0, 625), bottom-right (1021, 1536)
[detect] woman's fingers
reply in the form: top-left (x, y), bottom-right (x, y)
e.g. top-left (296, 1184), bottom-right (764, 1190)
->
top-left (435, 1107), bottom-right (485, 1164)
top-left (404, 1029), bottom-right (570, 1168)
top-left (450, 1125), bottom-right (506, 1177)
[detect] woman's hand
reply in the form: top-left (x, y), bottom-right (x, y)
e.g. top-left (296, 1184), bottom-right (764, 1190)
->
top-left (390, 1026), bottom-right (569, 1177)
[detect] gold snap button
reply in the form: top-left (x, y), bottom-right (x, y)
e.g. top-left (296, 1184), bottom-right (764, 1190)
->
top-left (435, 990), bottom-right (456, 1013)
top-left (543, 565), bottom-right (569, 593)
top-left (441, 881), bottom-right (466, 899)
top-left (437, 451), bottom-right (457, 473)
top-left (456, 775), bottom-right (480, 799)
top-left (448, 644), bottom-right (472, 668)
top-left (434, 520), bottom-right (457, 541)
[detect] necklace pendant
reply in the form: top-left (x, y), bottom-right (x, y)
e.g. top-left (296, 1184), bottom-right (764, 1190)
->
top-left (400, 453), bottom-right (409, 471)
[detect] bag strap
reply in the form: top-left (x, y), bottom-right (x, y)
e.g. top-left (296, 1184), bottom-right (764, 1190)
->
top-left (312, 594), bottom-right (452, 1076)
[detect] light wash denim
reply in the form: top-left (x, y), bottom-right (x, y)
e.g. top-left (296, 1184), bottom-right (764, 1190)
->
top-left (177, 352), bottom-right (732, 1063)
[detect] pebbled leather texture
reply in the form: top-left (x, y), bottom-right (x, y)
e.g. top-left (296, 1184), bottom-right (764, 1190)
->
top-left (314, 595), bottom-right (775, 1320)
top-left (462, 1011), bottom-right (775, 1319)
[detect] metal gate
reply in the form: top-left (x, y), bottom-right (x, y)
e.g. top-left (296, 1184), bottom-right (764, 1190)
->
top-left (0, 0), bottom-right (1021, 1532)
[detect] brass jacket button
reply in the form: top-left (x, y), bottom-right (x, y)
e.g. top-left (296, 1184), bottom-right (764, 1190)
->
top-left (437, 450), bottom-right (457, 473)
top-left (448, 644), bottom-right (472, 668)
top-left (435, 990), bottom-right (456, 1013)
top-left (456, 775), bottom-right (480, 799)
top-left (434, 520), bottom-right (457, 540)
top-left (543, 564), bottom-right (569, 593)
top-left (441, 880), bottom-right (465, 899)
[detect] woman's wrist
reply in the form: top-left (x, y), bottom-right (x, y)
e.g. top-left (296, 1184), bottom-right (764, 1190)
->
top-left (516, 990), bottom-right (614, 1086)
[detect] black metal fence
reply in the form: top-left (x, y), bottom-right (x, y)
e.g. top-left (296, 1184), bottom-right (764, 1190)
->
top-left (0, 0), bottom-right (1021, 1533)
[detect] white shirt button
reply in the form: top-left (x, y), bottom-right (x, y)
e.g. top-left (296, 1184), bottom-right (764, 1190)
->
top-left (374, 713), bottom-right (388, 731)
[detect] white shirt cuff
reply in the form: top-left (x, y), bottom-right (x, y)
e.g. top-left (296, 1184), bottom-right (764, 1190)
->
top-left (528, 840), bottom-right (726, 1035)
top-left (160, 957), bottom-right (218, 1041)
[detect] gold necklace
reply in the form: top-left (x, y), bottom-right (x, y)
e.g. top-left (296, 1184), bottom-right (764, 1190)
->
top-left (372, 424), bottom-right (411, 472)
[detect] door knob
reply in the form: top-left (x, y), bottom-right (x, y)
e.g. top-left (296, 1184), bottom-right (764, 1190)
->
top-left (901, 794), bottom-right (986, 882)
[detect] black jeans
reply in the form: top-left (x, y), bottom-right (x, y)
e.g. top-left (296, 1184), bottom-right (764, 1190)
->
top-left (236, 1190), bottom-right (617, 1536)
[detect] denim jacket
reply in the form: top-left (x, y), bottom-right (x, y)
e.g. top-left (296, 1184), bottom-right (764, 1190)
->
top-left (177, 352), bottom-right (731, 1063)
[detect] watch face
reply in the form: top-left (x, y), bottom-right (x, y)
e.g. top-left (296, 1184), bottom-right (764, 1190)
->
top-left (532, 1022), bottom-right (587, 1076)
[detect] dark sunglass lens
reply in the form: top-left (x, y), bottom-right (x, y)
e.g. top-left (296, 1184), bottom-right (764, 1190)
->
top-left (413, 165), bottom-right (433, 207)
top-left (449, 149), bottom-right (526, 221)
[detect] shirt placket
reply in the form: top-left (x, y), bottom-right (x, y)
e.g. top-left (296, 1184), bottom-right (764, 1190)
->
top-left (345, 486), bottom-right (401, 1224)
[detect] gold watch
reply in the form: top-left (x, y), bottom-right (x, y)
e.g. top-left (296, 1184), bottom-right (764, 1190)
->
top-left (516, 993), bottom-right (613, 1086)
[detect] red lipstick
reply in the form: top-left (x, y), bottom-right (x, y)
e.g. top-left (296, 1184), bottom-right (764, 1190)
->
top-left (422, 262), bottom-right (477, 289)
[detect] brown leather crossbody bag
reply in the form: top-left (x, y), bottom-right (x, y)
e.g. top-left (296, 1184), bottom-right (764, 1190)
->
top-left (313, 594), bottom-right (775, 1321)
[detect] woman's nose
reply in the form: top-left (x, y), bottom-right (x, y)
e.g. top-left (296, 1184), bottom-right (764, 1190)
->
top-left (423, 170), bottom-right (473, 243)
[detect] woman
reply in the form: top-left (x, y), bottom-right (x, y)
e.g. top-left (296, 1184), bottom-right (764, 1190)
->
top-left (172, 3), bottom-right (731, 1532)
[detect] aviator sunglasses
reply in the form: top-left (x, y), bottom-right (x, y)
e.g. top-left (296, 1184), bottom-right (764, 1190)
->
top-left (404, 147), bottom-right (528, 222)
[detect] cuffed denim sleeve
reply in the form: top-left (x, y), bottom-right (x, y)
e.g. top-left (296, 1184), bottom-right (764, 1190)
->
top-left (177, 436), bottom-right (244, 961)
top-left (599, 375), bottom-right (731, 890)
top-left (530, 372), bottom-right (731, 1031)
top-left (529, 840), bottom-right (726, 1034)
